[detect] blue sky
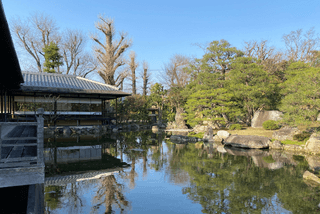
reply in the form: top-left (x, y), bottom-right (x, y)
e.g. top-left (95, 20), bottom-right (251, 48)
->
top-left (3, 0), bottom-right (320, 92)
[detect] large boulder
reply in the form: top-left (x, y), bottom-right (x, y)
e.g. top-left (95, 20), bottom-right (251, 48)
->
top-left (272, 126), bottom-right (301, 141)
top-left (306, 156), bottom-right (320, 172)
top-left (175, 107), bottom-right (188, 129)
top-left (305, 133), bottom-right (320, 154)
top-left (251, 110), bottom-right (283, 128)
top-left (170, 135), bottom-right (198, 143)
top-left (224, 135), bottom-right (270, 149)
top-left (303, 171), bottom-right (320, 185)
top-left (269, 140), bottom-right (283, 150)
top-left (193, 125), bottom-right (207, 133)
top-left (217, 130), bottom-right (230, 139)
top-left (166, 108), bottom-right (188, 130)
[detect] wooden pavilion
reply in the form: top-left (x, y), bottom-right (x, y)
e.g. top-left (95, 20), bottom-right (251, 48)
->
top-left (0, 0), bottom-right (130, 126)
top-left (9, 72), bottom-right (131, 126)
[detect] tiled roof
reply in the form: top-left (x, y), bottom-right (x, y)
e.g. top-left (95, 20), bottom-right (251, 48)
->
top-left (20, 72), bottom-right (130, 96)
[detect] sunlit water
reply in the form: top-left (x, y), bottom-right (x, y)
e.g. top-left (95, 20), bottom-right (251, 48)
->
top-left (44, 131), bottom-right (320, 214)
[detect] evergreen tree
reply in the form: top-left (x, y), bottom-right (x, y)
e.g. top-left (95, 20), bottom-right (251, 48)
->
top-left (43, 42), bottom-right (63, 73)
top-left (201, 39), bottom-right (244, 79)
top-left (279, 62), bottom-right (320, 125)
top-left (227, 57), bottom-right (280, 125)
top-left (182, 40), bottom-right (244, 127)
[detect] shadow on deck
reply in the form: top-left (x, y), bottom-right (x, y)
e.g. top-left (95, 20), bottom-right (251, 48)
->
top-left (0, 110), bottom-right (45, 214)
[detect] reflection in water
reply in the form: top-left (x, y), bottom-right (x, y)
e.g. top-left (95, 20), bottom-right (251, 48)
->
top-left (44, 131), bottom-right (320, 213)
top-left (92, 175), bottom-right (130, 214)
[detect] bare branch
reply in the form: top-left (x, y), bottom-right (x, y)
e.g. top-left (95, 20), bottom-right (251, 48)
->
top-left (92, 15), bottom-right (131, 86)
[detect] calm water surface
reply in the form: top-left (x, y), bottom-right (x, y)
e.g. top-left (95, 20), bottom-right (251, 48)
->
top-left (44, 131), bottom-right (320, 214)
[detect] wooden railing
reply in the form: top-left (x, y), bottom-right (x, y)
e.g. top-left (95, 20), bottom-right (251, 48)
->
top-left (0, 109), bottom-right (44, 168)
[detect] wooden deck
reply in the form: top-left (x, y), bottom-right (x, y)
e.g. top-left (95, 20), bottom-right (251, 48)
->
top-left (0, 118), bottom-right (45, 188)
top-left (1, 125), bottom-right (37, 164)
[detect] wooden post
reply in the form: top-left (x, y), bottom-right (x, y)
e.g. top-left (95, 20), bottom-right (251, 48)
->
top-left (115, 98), bottom-right (118, 125)
top-left (0, 89), bottom-right (2, 114)
top-left (101, 99), bottom-right (104, 125)
top-left (4, 91), bottom-right (7, 122)
top-left (36, 108), bottom-right (44, 167)
top-left (12, 96), bottom-right (15, 119)
top-left (53, 99), bottom-right (57, 127)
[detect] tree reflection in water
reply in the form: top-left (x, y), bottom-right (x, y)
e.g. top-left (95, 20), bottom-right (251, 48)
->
top-left (92, 174), bottom-right (130, 214)
top-left (43, 131), bottom-right (320, 213)
top-left (171, 143), bottom-right (320, 213)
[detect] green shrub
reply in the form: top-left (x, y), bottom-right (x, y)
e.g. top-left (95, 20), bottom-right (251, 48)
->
top-left (293, 131), bottom-right (311, 141)
top-left (281, 140), bottom-right (305, 146)
top-left (229, 124), bottom-right (242, 130)
top-left (188, 132), bottom-right (204, 139)
top-left (262, 120), bottom-right (279, 130)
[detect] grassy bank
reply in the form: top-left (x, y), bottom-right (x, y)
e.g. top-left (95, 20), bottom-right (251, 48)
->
top-left (225, 127), bottom-right (274, 138)
top-left (221, 127), bottom-right (310, 146)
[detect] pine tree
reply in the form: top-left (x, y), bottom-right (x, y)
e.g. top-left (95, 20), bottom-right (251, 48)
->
top-left (43, 42), bottom-right (63, 73)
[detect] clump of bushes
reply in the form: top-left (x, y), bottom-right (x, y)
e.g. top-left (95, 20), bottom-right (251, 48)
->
top-left (229, 124), bottom-right (242, 130)
top-left (293, 131), bottom-right (311, 141)
top-left (262, 120), bottom-right (279, 130)
top-left (188, 132), bottom-right (204, 139)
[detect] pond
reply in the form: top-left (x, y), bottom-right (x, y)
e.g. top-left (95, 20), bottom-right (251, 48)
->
top-left (44, 131), bottom-right (320, 213)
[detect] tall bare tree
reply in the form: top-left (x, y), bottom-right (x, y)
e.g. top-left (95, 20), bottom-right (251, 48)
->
top-left (282, 27), bottom-right (320, 62)
top-left (243, 40), bottom-right (286, 79)
top-left (141, 61), bottom-right (151, 96)
top-left (11, 13), bottom-right (96, 76)
top-left (60, 29), bottom-right (97, 77)
top-left (11, 12), bottom-right (60, 72)
top-left (91, 15), bottom-right (132, 86)
top-left (128, 51), bottom-right (138, 95)
top-left (61, 29), bottom-right (84, 74)
top-left (163, 54), bottom-right (190, 88)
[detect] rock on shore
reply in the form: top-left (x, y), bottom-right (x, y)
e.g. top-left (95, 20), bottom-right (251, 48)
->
top-left (224, 135), bottom-right (270, 149)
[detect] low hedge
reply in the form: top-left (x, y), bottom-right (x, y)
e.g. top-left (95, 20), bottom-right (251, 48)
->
top-left (262, 120), bottom-right (279, 130)
top-left (229, 124), bottom-right (242, 130)
top-left (293, 131), bottom-right (311, 141)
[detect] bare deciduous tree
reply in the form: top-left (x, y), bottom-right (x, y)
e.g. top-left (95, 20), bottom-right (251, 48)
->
top-left (163, 54), bottom-right (190, 88)
top-left (243, 39), bottom-right (286, 79)
top-left (282, 27), bottom-right (320, 62)
top-left (60, 29), bottom-right (97, 77)
top-left (73, 53), bottom-right (98, 78)
top-left (11, 13), bottom-right (96, 76)
top-left (11, 12), bottom-right (60, 72)
top-left (141, 61), bottom-right (151, 96)
top-left (91, 15), bottom-right (132, 86)
top-left (61, 29), bottom-right (84, 75)
top-left (128, 51), bottom-right (138, 95)
top-left (244, 40), bottom-right (276, 61)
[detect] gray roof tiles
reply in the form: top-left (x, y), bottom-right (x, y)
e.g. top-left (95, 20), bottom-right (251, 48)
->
top-left (20, 72), bottom-right (130, 96)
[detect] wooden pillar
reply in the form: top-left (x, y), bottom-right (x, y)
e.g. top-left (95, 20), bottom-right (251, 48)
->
top-left (1, 89), bottom-right (3, 114)
top-left (9, 95), bottom-right (11, 115)
top-left (4, 91), bottom-right (7, 122)
top-left (53, 99), bottom-right (57, 127)
top-left (101, 99), bottom-right (104, 125)
top-left (12, 96), bottom-right (15, 118)
top-left (115, 97), bottom-right (117, 125)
